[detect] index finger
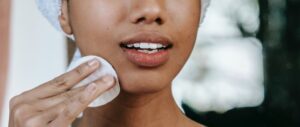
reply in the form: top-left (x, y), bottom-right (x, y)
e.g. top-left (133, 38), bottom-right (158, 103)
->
top-left (48, 75), bottom-right (116, 126)
top-left (24, 59), bottom-right (101, 100)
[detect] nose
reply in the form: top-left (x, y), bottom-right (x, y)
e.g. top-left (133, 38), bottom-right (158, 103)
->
top-left (129, 0), bottom-right (165, 25)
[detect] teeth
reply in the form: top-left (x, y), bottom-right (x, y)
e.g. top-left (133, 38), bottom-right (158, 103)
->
top-left (126, 43), bottom-right (167, 49)
top-left (149, 43), bottom-right (158, 49)
top-left (138, 49), bottom-right (159, 54)
top-left (134, 43), bottom-right (140, 48)
top-left (157, 44), bottom-right (163, 49)
top-left (127, 44), bottom-right (134, 48)
top-left (140, 43), bottom-right (149, 49)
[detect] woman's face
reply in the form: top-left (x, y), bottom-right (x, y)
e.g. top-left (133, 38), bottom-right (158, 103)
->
top-left (62, 0), bottom-right (200, 94)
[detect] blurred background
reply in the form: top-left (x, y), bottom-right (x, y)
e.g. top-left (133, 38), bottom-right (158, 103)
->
top-left (175, 0), bottom-right (300, 127)
top-left (0, 0), bottom-right (299, 127)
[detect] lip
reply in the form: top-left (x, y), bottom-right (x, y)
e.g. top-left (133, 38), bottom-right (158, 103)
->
top-left (119, 32), bottom-right (173, 67)
top-left (120, 32), bottom-right (173, 46)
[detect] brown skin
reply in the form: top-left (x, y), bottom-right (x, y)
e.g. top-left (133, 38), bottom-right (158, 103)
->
top-left (8, 0), bottom-right (203, 127)
top-left (60, 0), bottom-right (202, 127)
top-left (61, 0), bottom-right (200, 94)
top-left (9, 60), bottom-right (117, 127)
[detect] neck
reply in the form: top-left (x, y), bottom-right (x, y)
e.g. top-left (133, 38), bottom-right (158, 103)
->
top-left (78, 85), bottom-right (186, 127)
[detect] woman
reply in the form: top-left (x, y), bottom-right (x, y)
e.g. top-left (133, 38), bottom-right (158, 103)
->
top-left (9, 0), bottom-right (210, 126)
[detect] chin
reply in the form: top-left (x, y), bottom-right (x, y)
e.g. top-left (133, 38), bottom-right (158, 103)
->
top-left (116, 67), bottom-right (175, 95)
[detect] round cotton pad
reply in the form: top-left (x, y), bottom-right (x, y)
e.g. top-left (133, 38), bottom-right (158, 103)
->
top-left (67, 56), bottom-right (120, 107)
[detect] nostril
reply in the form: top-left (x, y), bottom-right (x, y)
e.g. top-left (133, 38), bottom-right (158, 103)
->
top-left (155, 18), bottom-right (163, 25)
top-left (135, 17), bottom-right (164, 25)
top-left (136, 17), bottom-right (146, 24)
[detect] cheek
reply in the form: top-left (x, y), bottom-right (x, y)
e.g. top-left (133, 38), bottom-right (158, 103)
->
top-left (167, 0), bottom-right (200, 27)
top-left (169, 2), bottom-right (200, 65)
top-left (69, 0), bottom-right (200, 94)
top-left (167, 1), bottom-right (200, 42)
top-left (70, 1), bottom-right (127, 50)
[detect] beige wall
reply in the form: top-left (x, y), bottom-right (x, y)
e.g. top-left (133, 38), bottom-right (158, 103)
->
top-left (0, 0), bottom-right (10, 124)
top-left (1, 0), bottom-right (67, 126)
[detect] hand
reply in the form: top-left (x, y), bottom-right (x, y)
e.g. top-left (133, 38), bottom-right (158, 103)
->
top-left (9, 59), bottom-right (115, 127)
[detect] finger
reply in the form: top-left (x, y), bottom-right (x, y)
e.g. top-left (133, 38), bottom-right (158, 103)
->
top-left (33, 86), bottom-right (86, 110)
top-left (24, 59), bottom-right (100, 100)
top-left (15, 112), bottom-right (48, 127)
top-left (22, 106), bottom-right (63, 126)
top-left (8, 87), bottom-right (84, 126)
top-left (49, 75), bottom-right (115, 126)
top-left (10, 103), bottom-right (36, 127)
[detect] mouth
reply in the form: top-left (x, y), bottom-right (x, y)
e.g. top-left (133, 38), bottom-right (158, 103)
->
top-left (119, 32), bottom-right (173, 67)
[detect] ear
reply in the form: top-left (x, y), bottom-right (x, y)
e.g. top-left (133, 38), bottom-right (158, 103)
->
top-left (59, 0), bottom-right (73, 35)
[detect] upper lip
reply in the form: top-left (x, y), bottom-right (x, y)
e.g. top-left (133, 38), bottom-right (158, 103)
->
top-left (119, 32), bottom-right (173, 47)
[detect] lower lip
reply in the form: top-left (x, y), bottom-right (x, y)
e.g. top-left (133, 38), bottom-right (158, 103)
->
top-left (122, 48), bottom-right (170, 67)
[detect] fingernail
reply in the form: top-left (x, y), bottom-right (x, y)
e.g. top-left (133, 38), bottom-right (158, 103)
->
top-left (88, 59), bottom-right (99, 67)
top-left (102, 75), bottom-right (114, 86)
top-left (86, 82), bottom-right (97, 92)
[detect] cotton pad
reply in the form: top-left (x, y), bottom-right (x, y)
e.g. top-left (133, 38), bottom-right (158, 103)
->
top-left (67, 56), bottom-right (120, 107)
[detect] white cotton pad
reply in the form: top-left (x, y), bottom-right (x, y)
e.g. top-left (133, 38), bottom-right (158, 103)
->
top-left (67, 55), bottom-right (120, 107)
